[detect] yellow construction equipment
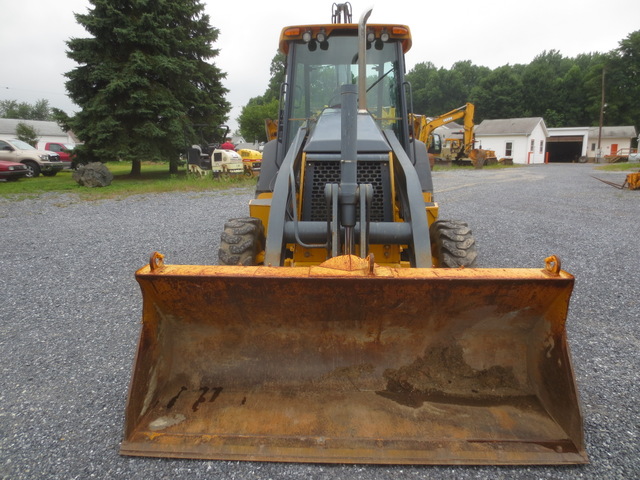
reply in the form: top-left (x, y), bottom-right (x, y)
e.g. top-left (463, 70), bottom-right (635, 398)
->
top-left (412, 103), bottom-right (497, 168)
top-left (121, 4), bottom-right (587, 465)
top-left (236, 148), bottom-right (262, 177)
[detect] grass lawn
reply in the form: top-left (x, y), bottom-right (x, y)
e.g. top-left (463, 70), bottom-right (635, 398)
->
top-left (4, 160), bottom-right (635, 201)
top-left (594, 162), bottom-right (640, 172)
top-left (0, 162), bottom-right (257, 200)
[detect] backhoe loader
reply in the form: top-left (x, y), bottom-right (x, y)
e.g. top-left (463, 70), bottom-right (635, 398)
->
top-left (121, 4), bottom-right (587, 465)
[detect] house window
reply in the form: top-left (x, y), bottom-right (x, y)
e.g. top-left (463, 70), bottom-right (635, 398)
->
top-left (505, 142), bottom-right (513, 156)
top-left (591, 143), bottom-right (596, 151)
top-left (530, 139), bottom-right (535, 152)
top-left (539, 140), bottom-right (543, 154)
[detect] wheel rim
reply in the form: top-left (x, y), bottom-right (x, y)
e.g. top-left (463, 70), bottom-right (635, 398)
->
top-left (24, 164), bottom-right (36, 177)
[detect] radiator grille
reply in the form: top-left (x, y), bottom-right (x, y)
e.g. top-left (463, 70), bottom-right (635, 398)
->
top-left (303, 160), bottom-right (391, 222)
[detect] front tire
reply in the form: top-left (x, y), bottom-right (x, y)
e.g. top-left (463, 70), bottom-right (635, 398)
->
top-left (23, 161), bottom-right (40, 178)
top-left (430, 220), bottom-right (478, 268)
top-left (218, 217), bottom-right (265, 266)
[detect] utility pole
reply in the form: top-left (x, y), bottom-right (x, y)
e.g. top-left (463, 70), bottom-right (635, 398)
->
top-left (597, 67), bottom-right (606, 163)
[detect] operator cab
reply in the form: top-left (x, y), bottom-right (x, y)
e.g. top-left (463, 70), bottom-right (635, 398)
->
top-left (277, 24), bottom-right (413, 157)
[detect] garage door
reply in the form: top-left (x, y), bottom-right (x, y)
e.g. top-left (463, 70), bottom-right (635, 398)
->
top-left (546, 136), bottom-right (585, 163)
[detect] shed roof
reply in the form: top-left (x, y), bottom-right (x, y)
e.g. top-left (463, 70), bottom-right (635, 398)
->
top-left (475, 117), bottom-right (547, 137)
top-left (587, 126), bottom-right (637, 139)
top-left (0, 118), bottom-right (66, 136)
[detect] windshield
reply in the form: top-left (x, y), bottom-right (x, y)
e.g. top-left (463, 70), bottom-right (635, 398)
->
top-left (286, 35), bottom-right (405, 146)
top-left (10, 139), bottom-right (35, 150)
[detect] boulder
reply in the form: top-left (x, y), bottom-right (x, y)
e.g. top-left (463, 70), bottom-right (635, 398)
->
top-left (73, 162), bottom-right (113, 187)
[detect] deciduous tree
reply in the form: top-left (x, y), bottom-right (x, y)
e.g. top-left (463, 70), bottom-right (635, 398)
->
top-left (237, 52), bottom-right (285, 142)
top-left (15, 122), bottom-right (39, 146)
top-left (0, 99), bottom-right (53, 120)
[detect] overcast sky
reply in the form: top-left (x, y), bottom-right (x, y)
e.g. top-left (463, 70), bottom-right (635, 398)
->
top-left (1, 0), bottom-right (638, 134)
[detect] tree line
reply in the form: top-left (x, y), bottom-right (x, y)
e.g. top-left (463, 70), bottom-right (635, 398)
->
top-left (238, 30), bottom-right (639, 141)
top-left (407, 30), bottom-right (639, 129)
top-left (2, 1), bottom-right (638, 172)
top-left (0, 99), bottom-right (57, 121)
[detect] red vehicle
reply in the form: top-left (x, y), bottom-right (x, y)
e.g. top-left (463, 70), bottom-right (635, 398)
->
top-left (0, 159), bottom-right (29, 181)
top-left (39, 142), bottom-right (76, 166)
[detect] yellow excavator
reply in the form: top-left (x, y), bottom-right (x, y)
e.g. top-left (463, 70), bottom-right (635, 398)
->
top-left (121, 4), bottom-right (587, 465)
top-left (412, 103), bottom-right (497, 168)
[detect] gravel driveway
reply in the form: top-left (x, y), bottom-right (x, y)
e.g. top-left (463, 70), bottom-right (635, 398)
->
top-left (1, 163), bottom-right (638, 479)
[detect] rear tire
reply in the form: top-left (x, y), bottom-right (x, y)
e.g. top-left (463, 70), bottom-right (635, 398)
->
top-left (430, 220), bottom-right (478, 268)
top-left (218, 217), bottom-right (265, 266)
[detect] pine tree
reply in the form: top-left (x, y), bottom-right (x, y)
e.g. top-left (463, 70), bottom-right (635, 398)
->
top-left (65, 0), bottom-right (230, 174)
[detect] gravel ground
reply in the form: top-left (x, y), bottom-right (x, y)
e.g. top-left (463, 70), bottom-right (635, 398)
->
top-left (1, 163), bottom-right (638, 479)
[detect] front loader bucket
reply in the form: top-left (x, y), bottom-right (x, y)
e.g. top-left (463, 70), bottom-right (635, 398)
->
top-left (121, 254), bottom-right (587, 465)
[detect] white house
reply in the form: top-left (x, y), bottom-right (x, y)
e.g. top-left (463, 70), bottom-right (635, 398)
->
top-left (0, 118), bottom-right (77, 145)
top-left (475, 117), bottom-right (548, 164)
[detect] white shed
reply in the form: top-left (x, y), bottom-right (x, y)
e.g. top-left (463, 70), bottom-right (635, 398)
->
top-left (585, 126), bottom-right (637, 160)
top-left (0, 118), bottom-right (77, 146)
top-left (475, 117), bottom-right (548, 164)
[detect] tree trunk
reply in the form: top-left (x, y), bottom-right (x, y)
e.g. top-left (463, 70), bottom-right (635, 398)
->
top-left (169, 156), bottom-right (179, 174)
top-left (130, 158), bottom-right (141, 176)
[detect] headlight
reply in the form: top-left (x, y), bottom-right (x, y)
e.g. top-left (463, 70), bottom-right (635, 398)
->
top-left (39, 154), bottom-right (48, 160)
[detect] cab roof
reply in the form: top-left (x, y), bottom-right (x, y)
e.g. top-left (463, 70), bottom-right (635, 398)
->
top-left (279, 23), bottom-right (412, 55)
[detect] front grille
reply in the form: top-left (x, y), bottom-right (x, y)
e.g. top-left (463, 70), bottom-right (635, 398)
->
top-left (302, 159), bottom-right (391, 222)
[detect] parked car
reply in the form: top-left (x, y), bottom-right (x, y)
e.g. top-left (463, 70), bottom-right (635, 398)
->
top-left (0, 139), bottom-right (64, 177)
top-left (38, 141), bottom-right (76, 167)
top-left (0, 159), bottom-right (29, 181)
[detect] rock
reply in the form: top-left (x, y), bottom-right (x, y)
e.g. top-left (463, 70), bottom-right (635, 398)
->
top-left (73, 162), bottom-right (113, 187)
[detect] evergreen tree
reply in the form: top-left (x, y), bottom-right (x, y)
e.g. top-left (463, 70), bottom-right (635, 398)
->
top-left (65, 0), bottom-right (230, 174)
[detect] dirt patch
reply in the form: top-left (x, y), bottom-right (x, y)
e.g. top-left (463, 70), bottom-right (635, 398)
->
top-left (378, 343), bottom-right (522, 407)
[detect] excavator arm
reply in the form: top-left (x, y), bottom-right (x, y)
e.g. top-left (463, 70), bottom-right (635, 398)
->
top-left (414, 102), bottom-right (475, 148)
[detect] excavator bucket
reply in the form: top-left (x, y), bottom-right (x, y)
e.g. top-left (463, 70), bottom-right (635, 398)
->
top-left (121, 254), bottom-right (587, 465)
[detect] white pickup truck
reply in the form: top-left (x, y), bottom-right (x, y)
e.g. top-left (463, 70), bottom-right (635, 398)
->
top-left (0, 138), bottom-right (64, 177)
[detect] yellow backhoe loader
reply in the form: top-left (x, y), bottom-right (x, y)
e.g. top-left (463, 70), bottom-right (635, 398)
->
top-left (121, 4), bottom-right (587, 465)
